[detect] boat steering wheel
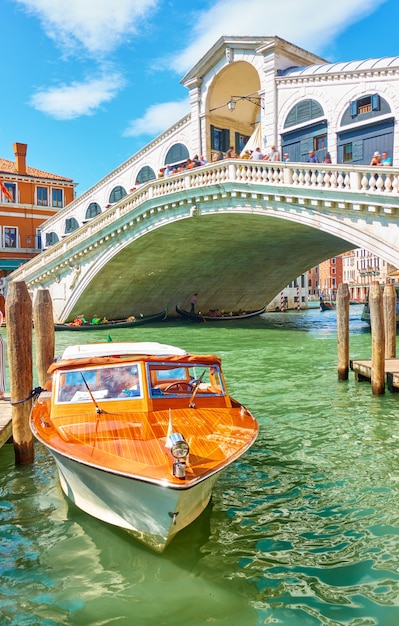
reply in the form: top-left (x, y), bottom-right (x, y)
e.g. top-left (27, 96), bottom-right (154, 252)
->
top-left (163, 381), bottom-right (194, 393)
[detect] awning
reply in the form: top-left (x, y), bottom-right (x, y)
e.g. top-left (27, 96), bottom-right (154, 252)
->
top-left (0, 259), bottom-right (29, 270)
top-left (240, 122), bottom-right (263, 156)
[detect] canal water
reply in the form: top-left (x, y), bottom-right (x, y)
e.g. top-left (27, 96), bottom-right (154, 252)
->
top-left (1, 306), bottom-right (399, 625)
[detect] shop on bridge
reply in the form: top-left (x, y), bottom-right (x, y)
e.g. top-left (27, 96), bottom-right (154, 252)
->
top-left (337, 95), bottom-right (394, 165)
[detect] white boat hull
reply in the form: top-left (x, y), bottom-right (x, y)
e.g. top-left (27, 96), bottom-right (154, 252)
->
top-left (50, 450), bottom-right (219, 552)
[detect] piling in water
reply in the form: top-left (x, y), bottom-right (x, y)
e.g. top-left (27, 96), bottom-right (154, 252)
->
top-left (33, 289), bottom-right (55, 387)
top-left (383, 282), bottom-right (396, 359)
top-left (337, 282), bottom-right (350, 380)
top-left (6, 281), bottom-right (34, 464)
top-left (369, 281), bottom-right (385, 395)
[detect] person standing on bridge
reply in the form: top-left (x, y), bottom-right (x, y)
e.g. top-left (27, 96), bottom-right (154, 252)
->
top-left (190, 293), bottom-right (198, 313)
top-left (0, 311), bottom-right (5, 400)
top-left (381, 151), bottom-right (392, 166)
top-left (251, 147), bottom-right (264, 161)
top-left (370, 152), bottom-right (381, 166)
top-left (269, 146), bottom-right (280, 161)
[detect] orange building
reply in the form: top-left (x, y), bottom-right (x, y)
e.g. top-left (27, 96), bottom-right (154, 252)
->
top-left (319, 256), bottom-right (343, 300)
top-left (0, 142), bottom-right (75, 290)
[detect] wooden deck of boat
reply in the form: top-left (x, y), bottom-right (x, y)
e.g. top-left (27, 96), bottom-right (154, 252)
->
top-left (0, 397), bottom-right (12, 448)
top-left (350, 358), bottom-right (399, 392)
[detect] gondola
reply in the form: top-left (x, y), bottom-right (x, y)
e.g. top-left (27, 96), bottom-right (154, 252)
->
top-left (175, 304), bottom-right (266, 322)
top-left (55, 309), bottom-right (167, 331)
top-left (320, 300), bottom-right (335, 311)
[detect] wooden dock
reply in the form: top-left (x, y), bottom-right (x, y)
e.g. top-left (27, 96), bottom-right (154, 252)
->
top-left (0, 396), bottom-right (12, 448)
top-left (350, 358), bottom-right (399, 392)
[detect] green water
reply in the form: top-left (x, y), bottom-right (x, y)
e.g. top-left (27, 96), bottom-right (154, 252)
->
top-left (1, 307), bottom-right (399, 625)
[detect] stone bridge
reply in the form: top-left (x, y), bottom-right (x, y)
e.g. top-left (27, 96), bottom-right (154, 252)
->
top-left (10, 160), bottom-right (399, 322)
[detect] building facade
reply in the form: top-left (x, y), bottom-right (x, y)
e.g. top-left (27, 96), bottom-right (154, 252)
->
top-left (342, 249), bottom-right (396, 302)
top-left (319, 256), bottom-right (343, 300)
top-left (0, 142), bottom-right (75, 291)
top-left (266, 273), bottom-right (309, 311)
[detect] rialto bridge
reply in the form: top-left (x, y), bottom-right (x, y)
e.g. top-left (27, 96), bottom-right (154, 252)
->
top-left (10, 160), bottom-right (399, 323)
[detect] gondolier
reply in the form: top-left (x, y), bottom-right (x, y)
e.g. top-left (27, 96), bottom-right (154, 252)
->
top-left (190, 293), bottom-right (198, 313)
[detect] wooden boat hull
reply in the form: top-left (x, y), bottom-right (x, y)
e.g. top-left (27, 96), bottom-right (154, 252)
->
top-left (49, 448), bottom-right (219, 552)
top-left (175, 305), bottom-right (266, 322)
top-left (55, 310), bottom-right (167, 331)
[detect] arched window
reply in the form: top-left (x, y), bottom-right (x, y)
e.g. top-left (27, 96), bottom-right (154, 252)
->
top-left (340, 94), bottom-right (391, 127)
top-left (64, 217), bottom-right (79, 234)
top-left (284, 100), bottom-right (324, 128)
top-left (109, 186), bottom-right (127, 203)
top-left (136, 166), bottom-right (156, 184)
top-left (164, 143), bottom-right (189, 165)
top-left (45, 232), bottom-right (59, 246)
top-left (85, 202), bottom-right (101, 220)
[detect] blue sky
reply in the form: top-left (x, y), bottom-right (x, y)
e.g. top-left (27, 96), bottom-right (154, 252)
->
top-left (1, 0), bottom-right (397, 195)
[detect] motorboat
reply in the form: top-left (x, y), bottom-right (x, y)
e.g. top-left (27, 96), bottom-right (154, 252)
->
top-left (30, 341), bottom-right (258, 552)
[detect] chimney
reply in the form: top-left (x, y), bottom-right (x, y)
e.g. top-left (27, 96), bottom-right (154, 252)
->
top-left (13, 142), bottom-right (27, 175)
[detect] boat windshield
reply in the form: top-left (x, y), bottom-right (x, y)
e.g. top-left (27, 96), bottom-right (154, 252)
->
top-left (55, 364), bottom-right (142, 403)
top-left (148, 363), bottom-right (225, 397)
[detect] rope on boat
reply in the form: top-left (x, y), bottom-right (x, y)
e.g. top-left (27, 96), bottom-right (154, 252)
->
top-left (10, 387), bottom-right (45, 405)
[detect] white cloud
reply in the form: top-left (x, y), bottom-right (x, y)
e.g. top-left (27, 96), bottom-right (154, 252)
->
top-left (171, 0), bottom-right (388, 74)
top-left (14, 0), bottom-right (159, 56)
top-left (123, 100), bottom-right (191, 137)
top-left (30, 74), bottom-right (125, 120)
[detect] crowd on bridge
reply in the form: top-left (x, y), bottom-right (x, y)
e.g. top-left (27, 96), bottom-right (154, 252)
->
top-left (158, 155), bottom-right (207, 177)
top-left (156, 145), bottom-right (394, 179)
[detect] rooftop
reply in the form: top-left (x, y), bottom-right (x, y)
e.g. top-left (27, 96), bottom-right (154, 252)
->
top-left (278, 56), bottom-right (399, 77)
top-left (0, 157), bottom-right (74, 182)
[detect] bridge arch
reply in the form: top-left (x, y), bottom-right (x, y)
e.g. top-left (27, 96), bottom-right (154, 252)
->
top-left (207, 61), bottom-right (261, 157)
top-left (56, 201), bottom-right (373, 322)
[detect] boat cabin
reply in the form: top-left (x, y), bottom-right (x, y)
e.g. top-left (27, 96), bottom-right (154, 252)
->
top-left (49, 342), bottom-right (231, 415)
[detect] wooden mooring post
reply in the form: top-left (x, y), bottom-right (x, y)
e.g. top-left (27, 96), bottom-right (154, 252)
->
top-left (5, 281), bottom-right (34, 464)
top-left (383, 281), bottom-right (397, 359)
top-left (33, 289), bottom-right (55, 387)
top-left (337, 282), bottom-right (350, 380)
top-left (369, 281), bottom-right (385, 395)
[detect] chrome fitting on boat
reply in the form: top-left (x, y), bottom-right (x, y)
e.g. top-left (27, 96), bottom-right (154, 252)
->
top-left (168, 432), bottom-right (189, 479)
top-left (168, 432), bottom-right (189, 459)
top-left (172, 460), bottom-right (187, 479)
